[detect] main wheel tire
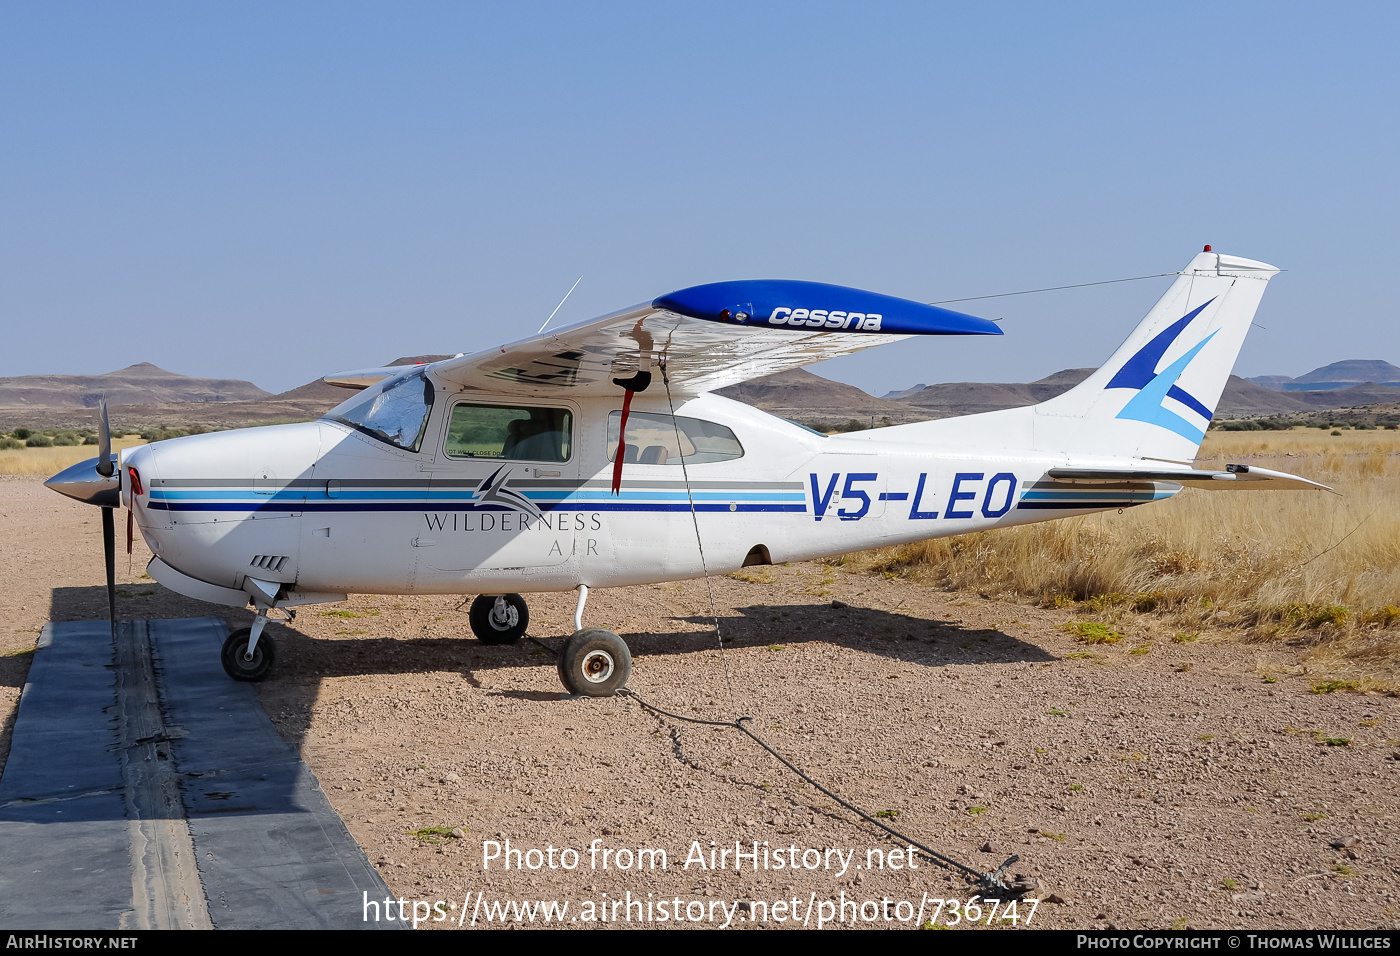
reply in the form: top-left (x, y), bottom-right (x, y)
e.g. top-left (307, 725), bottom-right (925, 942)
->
top-left (221, 626), bottom-right (275, 682)
top-left (469, 593), bottom-right (529, 645)
top-left (557, 628), bottom-right (631, 697)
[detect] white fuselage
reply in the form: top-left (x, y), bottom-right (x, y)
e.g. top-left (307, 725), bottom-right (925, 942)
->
top-left (122, 387), bottom-right (1175, 601)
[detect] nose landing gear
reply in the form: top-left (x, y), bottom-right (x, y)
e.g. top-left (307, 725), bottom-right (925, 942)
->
top-left (221, 622), bottom-right (276, 682)
top-left (220, 600), bottom-right (298, 682)
top-left (468, 593), bottom-right (530, 644)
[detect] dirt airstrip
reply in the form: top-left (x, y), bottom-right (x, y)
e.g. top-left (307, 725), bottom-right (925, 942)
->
top-left (1, 474), bottom-right (1397, 930)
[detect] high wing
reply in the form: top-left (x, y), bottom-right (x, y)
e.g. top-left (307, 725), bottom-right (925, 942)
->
top-left (1047, 463), bottom-right (1332, 492)
top-left (326, 280), bottom-right (1000, 398)
top-left (324, 362), bottom-right (444, 389)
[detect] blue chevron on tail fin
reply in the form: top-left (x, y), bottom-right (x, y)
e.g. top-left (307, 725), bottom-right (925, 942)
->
top-left (1031, 251), bottom-right (1281, 461)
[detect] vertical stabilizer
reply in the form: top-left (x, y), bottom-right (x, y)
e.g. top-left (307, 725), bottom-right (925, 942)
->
top-left (1032, 251), bottom-right (1280, 461)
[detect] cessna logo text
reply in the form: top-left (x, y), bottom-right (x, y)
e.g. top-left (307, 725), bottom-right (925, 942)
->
top-left (768, 308), bottom-right (883, 331)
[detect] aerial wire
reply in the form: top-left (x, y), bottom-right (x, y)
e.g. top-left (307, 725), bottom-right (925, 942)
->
top-left (537, 276), bottom-right (583, 335)
top-left (929, 271), bottom-right (1180, 306)
top-left (659, 361), bottom-right (740, 716)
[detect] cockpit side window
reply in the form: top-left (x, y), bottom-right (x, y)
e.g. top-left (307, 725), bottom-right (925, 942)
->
top-left (327, 371), bottom-right (435, 452)
top-left (606, 411), bottom-right (744, 465)
top-left (445, 404), bottom-right (572, 462)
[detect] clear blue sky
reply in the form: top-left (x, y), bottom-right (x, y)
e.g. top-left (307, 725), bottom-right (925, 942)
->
top-left (3, 2), bottom-right (1396, 395)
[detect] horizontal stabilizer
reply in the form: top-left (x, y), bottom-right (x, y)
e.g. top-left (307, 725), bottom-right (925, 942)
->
top-left (1047, 463), bottom-right (1331, 492)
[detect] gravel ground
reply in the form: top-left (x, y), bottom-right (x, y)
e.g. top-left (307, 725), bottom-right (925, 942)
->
top-left (3, 474), bottom-right (1398, 930)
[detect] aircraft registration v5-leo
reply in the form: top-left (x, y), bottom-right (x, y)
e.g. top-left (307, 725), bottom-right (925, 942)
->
top-left (47, 248), bottom-right (1327, 696)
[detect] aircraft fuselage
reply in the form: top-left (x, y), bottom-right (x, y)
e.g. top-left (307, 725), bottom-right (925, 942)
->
top-left (122, 387), bottom-right (1175, 601)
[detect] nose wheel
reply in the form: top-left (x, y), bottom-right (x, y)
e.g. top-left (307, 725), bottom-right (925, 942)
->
top-left (221, 626), bottom-right (276, 682)
top-left (469, 593), bottom-right (530, 644)
top-left (557, 628), bottom-right (631, 697)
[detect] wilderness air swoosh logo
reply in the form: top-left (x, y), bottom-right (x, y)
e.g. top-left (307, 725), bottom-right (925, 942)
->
top-left (1106, 299), bottom-right (1217, 443)
top-left (470, 466), bottom-right (545, 519)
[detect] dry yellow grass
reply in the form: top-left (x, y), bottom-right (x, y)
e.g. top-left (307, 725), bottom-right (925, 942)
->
top-left (839, 427), bottom-right (1400, 683)
top-left (0, 438), bottom-right (148, 476)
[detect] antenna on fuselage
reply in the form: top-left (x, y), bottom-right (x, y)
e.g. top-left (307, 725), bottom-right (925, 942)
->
top-left (537, 276), bottom-right (583, 335)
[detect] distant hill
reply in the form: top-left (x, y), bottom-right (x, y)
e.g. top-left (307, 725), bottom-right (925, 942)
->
top-left (895, 369), bottom-right (1340, 419)
top-left (1292, 383), bottom-right (1400, 407)
top-left (0, 356), bottom-right (462, 431)
top-left (901, 380), bottom-right (1039, 416)
top-left (271, 354), bottom-right (456, 404)
top-left (271, 378), bottom-right (355, 404)
top-left (1247, 359), bottom-right (1400, 392)
top-left (1215, 377), bottom-right (1315, 417)
top-left (0, 362), bottom-right (271, 407)
top-left (1245, 375), bottom-right (1296, 390)
top-left (897, 369), bottom-right (1094, 417)
top-left (1292, 359), bottom-right (1400, 388)
top-left (784, 368), bottom-right (1343, 421)
top-left (715, 369), bottom-right (928, 427)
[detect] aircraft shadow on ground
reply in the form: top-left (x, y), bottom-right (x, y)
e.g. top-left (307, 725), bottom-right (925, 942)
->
top-left (47, 587), bottom-right (1053, 759)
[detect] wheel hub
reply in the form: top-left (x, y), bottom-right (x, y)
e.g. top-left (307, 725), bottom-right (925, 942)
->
top-left (581, 650), bottom-right (614, 683)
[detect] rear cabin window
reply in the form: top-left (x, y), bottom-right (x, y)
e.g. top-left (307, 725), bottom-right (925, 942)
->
top-left (606, 411), bottom-right (744, 465)
top-left (445, 404), bottom-right (572, 462)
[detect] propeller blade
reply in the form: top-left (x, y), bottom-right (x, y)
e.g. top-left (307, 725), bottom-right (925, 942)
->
top-left (96, 400), bottom-right (114, 478)
top-left (102, 506), bottom-right (117, 639)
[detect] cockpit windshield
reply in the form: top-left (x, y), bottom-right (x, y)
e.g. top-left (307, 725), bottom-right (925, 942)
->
top-left (326, 371), bottom-right (434, 452)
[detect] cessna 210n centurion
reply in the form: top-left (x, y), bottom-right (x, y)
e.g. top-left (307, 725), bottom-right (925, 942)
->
top-left (47, 248), bottom-right (1326, 696)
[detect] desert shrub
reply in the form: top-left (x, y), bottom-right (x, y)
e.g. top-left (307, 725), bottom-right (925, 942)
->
top-left (1269, 603), bottom-right (1350, 629)
top-left (1062, 621), bottom-right (1124, 644)
top-left (1358, 606), bottom-right (1400, 628)
top-left (0, 437), bottom-right (22, 450)
top-left (1132, 591), bottom-right (1167, 613)
top-left (25, 435), bottom-right (53, 447)
top-left (1218, 418), bottom-right (1301, 432)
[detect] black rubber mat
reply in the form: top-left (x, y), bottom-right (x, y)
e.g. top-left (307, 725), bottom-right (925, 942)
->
top-left (0, 617), bottom-right (399, 930)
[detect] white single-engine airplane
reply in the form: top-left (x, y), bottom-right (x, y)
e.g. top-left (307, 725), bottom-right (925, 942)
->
top-left (48, 248), bottom-right (1327, 696)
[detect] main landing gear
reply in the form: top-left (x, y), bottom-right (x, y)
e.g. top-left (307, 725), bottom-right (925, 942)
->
top-left (468, 587), bottom-right (632, 696)
top-left (556, 584), bottom-right (631, 697)
top-left (557, 627), bottom-right (631, 698)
